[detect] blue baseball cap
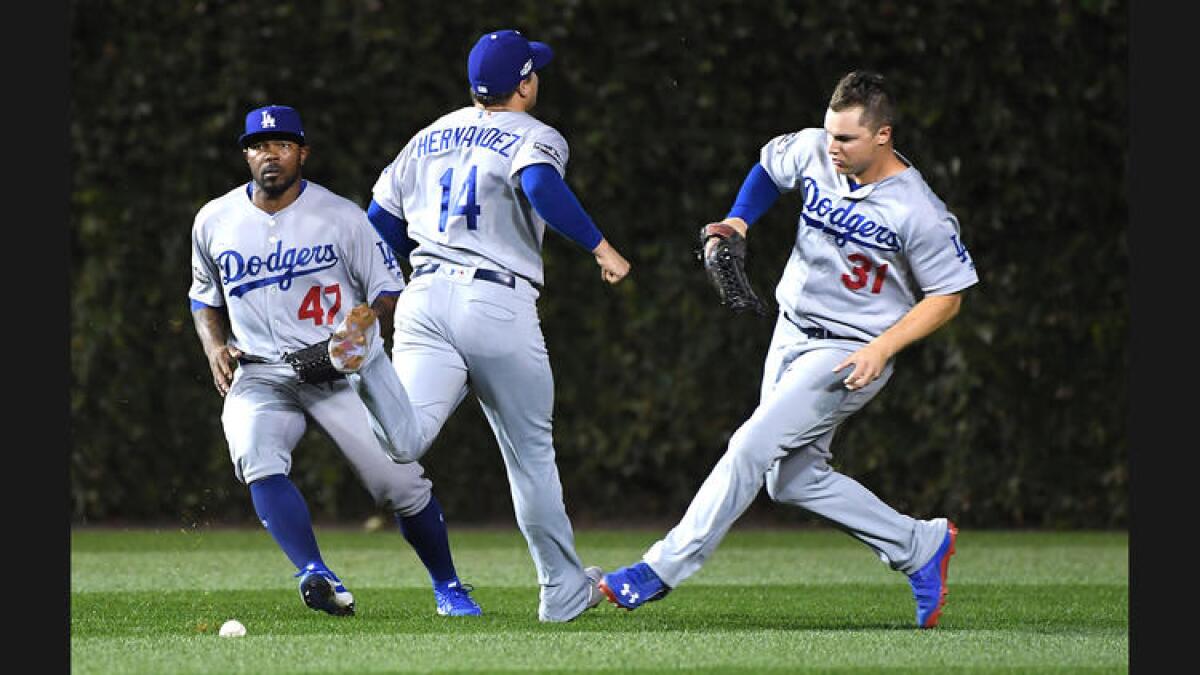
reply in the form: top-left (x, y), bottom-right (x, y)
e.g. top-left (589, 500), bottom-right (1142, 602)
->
top-left (239, 105), bottom-right (306, 147)
top-left (468, 29), bottom-right (553, 97)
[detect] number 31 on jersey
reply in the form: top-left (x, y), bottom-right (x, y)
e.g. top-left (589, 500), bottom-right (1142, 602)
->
top-left (842, 254), bottom-right (888, 294)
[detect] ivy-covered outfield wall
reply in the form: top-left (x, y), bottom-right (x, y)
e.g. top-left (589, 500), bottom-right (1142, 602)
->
top-left (69, 0), bottom-right (1127, 528)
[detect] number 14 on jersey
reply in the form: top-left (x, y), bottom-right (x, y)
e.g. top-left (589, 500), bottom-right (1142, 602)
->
top-left (438, 165), bottom-right (481, 231)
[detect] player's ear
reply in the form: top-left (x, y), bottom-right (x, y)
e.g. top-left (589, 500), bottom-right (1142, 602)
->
top-left (299, 145), bottom-right (310, 165)
top-left (875, 124), bottom-right (893, 146)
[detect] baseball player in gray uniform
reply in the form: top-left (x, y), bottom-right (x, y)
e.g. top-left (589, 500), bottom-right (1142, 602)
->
top-left (189, 104), bottom-right (482, 618)
top-left (327, 29), bottom-right (632, 623)
top-left (600, 71), bottom-right (978, 629)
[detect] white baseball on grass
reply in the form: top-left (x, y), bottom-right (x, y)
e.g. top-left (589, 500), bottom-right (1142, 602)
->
top-left (218, 619), bottom-right (247, 637)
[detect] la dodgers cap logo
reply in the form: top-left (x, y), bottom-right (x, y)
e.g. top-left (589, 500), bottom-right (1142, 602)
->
top-left (239, 104), bottom-right (306, 148)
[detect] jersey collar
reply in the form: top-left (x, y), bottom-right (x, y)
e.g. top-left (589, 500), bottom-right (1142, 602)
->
top-left (841, 150), bottom-right (915, 200)
top-left (245, 178), bottom-right (308, 201)
top-left (843, 177), bottom-right (877, 200)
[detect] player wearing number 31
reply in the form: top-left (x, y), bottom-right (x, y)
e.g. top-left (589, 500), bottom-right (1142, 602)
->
top-left (601, 71), bottom-right (978, 629)
top-left (188, 105), bottom-right (482, 619)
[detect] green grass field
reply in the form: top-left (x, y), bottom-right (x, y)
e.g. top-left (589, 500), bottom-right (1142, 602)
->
top-left (71, 527), bottom-right (1127, 674)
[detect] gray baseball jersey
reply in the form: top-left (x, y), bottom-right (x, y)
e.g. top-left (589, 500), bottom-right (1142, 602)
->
top-left (353, 107), bottom-right (596, 622)
top-left (189, 180), bottom-right (432, 514)
top-left (642, 130), bottom-right (977, 587)
top-left (190, 181), bottom-right (405, 360)
top-left (371, 106), bottom-right (569, 288)
top-left (759, 128), bottom-right (977, 340)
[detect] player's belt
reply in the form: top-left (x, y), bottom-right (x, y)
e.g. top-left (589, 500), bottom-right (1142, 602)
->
top-left (411, 263), bottom-right (517, 288)
top-left (237, 354), bottom-right (272, 366)
top-left (782, 311), bottom-right (862, 342)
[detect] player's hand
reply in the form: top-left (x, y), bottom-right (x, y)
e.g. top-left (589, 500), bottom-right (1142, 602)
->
top-left (832, 342), bottom-right (890, 391)
top-left (593, 238), bottom-right (631, 285)
top-left (206, 345), bottom-right (243, 397)
top-left (705, 217), bottom-right (749, 256)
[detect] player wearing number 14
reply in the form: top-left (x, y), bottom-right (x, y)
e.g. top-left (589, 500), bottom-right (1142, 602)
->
top-left (352, 29), bottom-right (631, 622)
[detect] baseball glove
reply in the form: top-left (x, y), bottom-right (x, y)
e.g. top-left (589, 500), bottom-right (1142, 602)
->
top-left (283, 339), bottom-right (345, 384)
top-left (698, 222), bottom-right (769, 316)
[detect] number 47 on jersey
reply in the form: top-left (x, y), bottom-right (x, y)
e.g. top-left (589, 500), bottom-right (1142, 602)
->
top-left (297, 283), bottom-right (342, 325)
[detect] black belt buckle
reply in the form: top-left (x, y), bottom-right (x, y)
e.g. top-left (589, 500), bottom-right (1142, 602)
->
top-left (474, 269), bottom-right (516, 288)
top-left (803, 326), bottom-right (835, 340)
top-left (783, 311), bottom-right (844, 341)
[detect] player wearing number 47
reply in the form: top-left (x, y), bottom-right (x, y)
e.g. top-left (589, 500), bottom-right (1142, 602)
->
top-left (600, 71), bottom-right (978, 629)
top-left (188, 104), bottom-right (483, 619)
top-left (339, 28), bottom-right (631, 622)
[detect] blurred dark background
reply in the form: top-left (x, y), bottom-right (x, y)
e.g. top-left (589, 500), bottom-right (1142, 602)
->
top-left (68, 0), bottom-right (1127, 529)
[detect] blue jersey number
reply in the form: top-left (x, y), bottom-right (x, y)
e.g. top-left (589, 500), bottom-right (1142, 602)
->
top-left (437, 165), bottom-right (481, 232)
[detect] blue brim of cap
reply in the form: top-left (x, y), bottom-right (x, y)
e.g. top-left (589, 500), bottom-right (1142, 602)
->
top-left (239, 131), bottom-right (306, 148)
top-left (530, 41), bottom-right (553, 70)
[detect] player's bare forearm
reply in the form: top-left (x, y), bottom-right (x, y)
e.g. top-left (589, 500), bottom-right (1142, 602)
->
top-left (370, 295), bottom-right (398, 343)
top-left (192, 306), bottom-right (241, 396)
top-left (592, 238), bottom-right (631, 284)
top-left (872, 293), bottom-right (963, 359)
top-left (192, 305), bottom-right (232, 355)
top-left (834, 293), bottom-right (963, 390)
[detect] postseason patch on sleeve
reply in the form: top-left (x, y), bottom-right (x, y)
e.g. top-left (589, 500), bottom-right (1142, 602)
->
top-left (532, 141), bottom-right (565, 169)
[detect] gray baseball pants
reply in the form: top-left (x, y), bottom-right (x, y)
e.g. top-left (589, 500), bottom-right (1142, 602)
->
top-left (348, 264), bottom-right (594, 622)
top-left (221, 362), bottom-right (433, 516)
top-left (643, 314), bottom-right (948, 587)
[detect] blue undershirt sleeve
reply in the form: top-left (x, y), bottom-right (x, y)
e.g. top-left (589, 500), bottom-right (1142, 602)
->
top-left (725, 163), bottom-right (782, 227)
top-left (519, 164), bottom-right (604, 251)
top-left (367, 199), bottom-right (419, 260)
top-left (190, 299), bottom-right (221, 312)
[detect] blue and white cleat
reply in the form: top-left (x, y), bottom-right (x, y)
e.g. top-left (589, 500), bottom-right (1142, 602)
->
top-left (598, 561), bottom-right (671, 611)
top-left (434, 579), bottom-right (483, 616)
top-left (296, 563), bottom-right (356, 616)
top-left (908, 520), bottom-right (959, 628)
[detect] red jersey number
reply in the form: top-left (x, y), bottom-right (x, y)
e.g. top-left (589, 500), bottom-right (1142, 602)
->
top-left (297, 283), bottom-right (343, 326)
top-left (841, 254), bottom-right (888, 294)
